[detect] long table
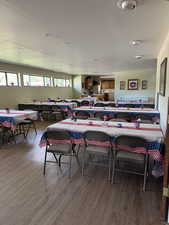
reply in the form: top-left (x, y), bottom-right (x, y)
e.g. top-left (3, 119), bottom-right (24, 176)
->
top-left (0, 110), bottom-right (37, 130)
top-left (40, 119), bottom-right (163, 161)
top-left (18, 102), bottom-right (77, 112)
top-left (96, 101), bottom-right (155, 108)
top-left (72, 107), bottom-right (160, 122)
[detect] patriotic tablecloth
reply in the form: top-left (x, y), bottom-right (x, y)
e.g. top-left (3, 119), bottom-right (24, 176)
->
top-left (40, 119), bottom-right (164, 161)
top-left (19, 102), bottom-right (77, 112)
top-left (96, 101), bottom-right (155, 108)
top-left (72, 107), bottom-right (160, 122)
top-left (0, 110), bottom-right (38, 131)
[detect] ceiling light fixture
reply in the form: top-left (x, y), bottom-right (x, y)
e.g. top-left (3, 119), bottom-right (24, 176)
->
top-left (135, 55), bottom-right (143, 59)
top-left (131, 40), bottom-right (142, 46)
top-left (117, 0), bottom-right (137, 10)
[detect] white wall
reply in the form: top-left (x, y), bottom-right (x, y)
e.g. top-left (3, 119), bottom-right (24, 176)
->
top-left (156, 31), bottom-right (169, 135)
top-left (0, 62), bottom-right (73, 108)
top-left (73, 75), bottom-right (82, 98)
top-left (114, 69), bottom-right (156, 102)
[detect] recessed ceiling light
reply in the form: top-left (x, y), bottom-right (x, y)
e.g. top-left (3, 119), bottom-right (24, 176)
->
top-left (131, 40), bottom-right (142, 46)
top-left (135, 55), bottom-right (143, 59)
top-left (117, 0), bottom-right (137, 10)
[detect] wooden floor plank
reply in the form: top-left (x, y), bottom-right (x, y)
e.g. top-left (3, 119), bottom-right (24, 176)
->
top-left (0, 122), bottom-right (162, 225)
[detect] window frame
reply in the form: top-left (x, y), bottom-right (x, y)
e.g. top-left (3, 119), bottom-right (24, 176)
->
top-left (0, 71), bottom-right (20, 87)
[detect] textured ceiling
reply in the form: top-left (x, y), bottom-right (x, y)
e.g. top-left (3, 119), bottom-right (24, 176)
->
top-left (0, 0), bottom-right (169, 75)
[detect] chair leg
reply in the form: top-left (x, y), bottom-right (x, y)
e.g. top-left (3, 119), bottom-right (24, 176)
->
top-left (69, 154), bottom-right (72, 179)
top-left (32, 122), bottom-right (37, 135)
top-left (43, 150), bottom-right (47, 175)
top-left (58, 154), bottom-right (62, 167)
top-left (111, 152), bottom-right (116, 184)
top-left (52, 153), bottom-right (58, 163)
top-left (143, 154), bottom-right (149, 192)
top-left (25, 124), bottom-right (31, 137)
top-left (108, 152), bottom-right (112, 182)
top-left (82, 146), bottom-right (86, 176)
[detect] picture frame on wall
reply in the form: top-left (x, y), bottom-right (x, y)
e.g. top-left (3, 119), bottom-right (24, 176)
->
top-left (159, 57), bottom-right (167, 96)
top-left (142, 80), bottom-right (148, 89)
top-left (128, 79), bottom-right (138, 90)
top-left (120, 81), bottom-right (126, 90)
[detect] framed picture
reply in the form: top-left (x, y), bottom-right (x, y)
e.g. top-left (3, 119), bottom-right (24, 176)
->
top-left (128, 79), bottom-right (138, 90)
top-left (159, 57), bottom-right (167, 96)
top-left (120, 81), bottom-right (126, 90)
top-left (142, 80), bottom-right (148, 89)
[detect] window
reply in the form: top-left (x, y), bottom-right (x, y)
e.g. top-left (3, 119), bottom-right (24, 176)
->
top-left (44, 77), bottom-right (52, 87)
top-left (65, 78), bottom-right (72, 87)
top-left (54, 78), bottom-right (65, 87)
top-left (0, 72), bottom-right (6, 86)
top-left (23, 75), bottom-right (44, 86)
top-left (6, 73), bottom-right (19, 86)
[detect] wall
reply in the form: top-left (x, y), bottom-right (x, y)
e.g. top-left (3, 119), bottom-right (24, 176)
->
top-left (114, 69), bottom-right (156, 102)
top-left (156, 31), bottom-right (169, 135)
top-left (73, 75), bottom-right (82, 98)
top-left (0, 62), bottom-right (73, 108)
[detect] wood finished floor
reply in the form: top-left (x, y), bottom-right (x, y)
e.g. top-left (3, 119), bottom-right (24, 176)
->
top-left (0, 122), bottom-right (162, 225)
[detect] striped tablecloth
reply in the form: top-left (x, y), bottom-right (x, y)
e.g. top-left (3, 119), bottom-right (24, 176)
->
top-left (40, 119), bottom-right (164, 161)
top-left (19, 102), bottom-right (77, 112)
top-left (72, 107), bottom-right (160, 122)
top-left (0, 110), bottom-right (37, 130)
top-left (96, 101), bottom-right (155, 108)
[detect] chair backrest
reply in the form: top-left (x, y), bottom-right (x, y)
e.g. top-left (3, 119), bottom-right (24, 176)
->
top-left (94, 112), bottom-right (106, 120)
top-left (44, 130), bottom-right (71, 144)
top-left (81, 100), bottom-right (90, 106)
top-left (41, 105), bottom-right (51, 111)
top-left (136, 114), bottom-right (152, 121)
top-left (105, 103), bottom-right (116, 107)
top-left (142, 104), bottom-right (154, 109)
top-left (116, 112), bottom-right (130, 119)
top-left (125, 104), bottom-right (134, 108)
top-left (94, 103), bottom-right (105, 107)
top-left (71, 100), bottom-right (80, 107)
top-left (51, 105), bottom-right (62, 111)
top-left (115, 135), bottom-right (147, 151)
top-left (84, 130), bottom-right (110, 143)
top-left (76, 111), bottom-right (90, 119)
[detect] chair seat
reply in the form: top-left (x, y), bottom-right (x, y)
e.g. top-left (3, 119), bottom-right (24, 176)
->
top-left (140, 120), bottom-right (153, 124)
top-left (116, 151), bottom-right (145, 162)
top-left (48, 143), bottom-right (71, 153)
top-left (17, 119), bottom-right (32, 125)
top-left (86, 145), bottom-right (109, 154)
top-left (110, 118), bottom-right (127, 122)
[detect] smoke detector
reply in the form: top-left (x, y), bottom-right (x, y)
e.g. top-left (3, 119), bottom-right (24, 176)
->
top-left (117, 0), bottom-right (137, 10)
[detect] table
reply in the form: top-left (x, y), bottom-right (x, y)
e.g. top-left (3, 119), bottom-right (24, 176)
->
top-left (40, 119), bottom-right (164, 161)
top-left (0, 110), bottom-right (37, 130)
top-left (18, 102), bottom-right (77, 112)
top-left (72, 107), bottom-right (160, 122)
top-left (96, 101), bottom-right (155, 108)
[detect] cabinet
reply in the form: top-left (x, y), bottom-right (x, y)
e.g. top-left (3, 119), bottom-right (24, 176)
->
top-left (101, 80), bottom-right (115, 89)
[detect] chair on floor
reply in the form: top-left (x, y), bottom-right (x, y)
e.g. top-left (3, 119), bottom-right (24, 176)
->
top-left (82, 130), bottom-right (113, 180)
top-left (109, 113), bottom-right (131, 122)
top-left (136, 114), bottom-right (153, 124)
top-left (16, 118), bottom-right (37, 138)
top-left (94, 103), bottom-right (105, 107)
top-left (92, 112), bottom-right (107, 121)
top-left (112, 135), bottom-right (148, 191)
top-left (43, 130), bottom-right (80, 178)
top-left (50, 105), bottom-right (66, 121)
top-left (75, 111), bottom-right (90, 120)
top-left (124, 104), bottom-right (134, 108)
top-left (41, 105), bottom-right (52, 121)
top-left (0, 123), bottom-right (16, 145)
top-left (71, 100), bottom-right (81, 107)
top-left (80, 100), bottom-right (90, 106)
top-left (105, 103), bottom-right (116, 107)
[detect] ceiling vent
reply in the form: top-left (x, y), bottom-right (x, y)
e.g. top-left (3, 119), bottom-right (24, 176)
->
top-left (117, 0), bottom-right (137, 10)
